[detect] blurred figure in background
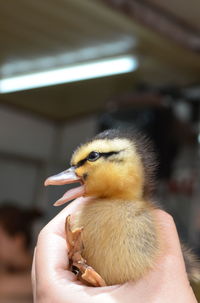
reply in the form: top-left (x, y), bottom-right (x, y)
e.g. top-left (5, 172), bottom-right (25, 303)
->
top-left (0, 203), bottom-right (42, 302)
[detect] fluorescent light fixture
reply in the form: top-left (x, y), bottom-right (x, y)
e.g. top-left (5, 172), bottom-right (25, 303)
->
top-left (1, 39), bottom-right (136, 76)
top-left (0, 56), bottom-right (138, 93)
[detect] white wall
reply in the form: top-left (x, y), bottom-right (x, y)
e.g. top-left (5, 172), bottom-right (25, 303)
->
top-left (0, 107), bottom-right (56, 160)
top-left (60, 115), bottom-right (97, 162)
top-left (0, 105), bottom-right (97, 214)
top-left (0, 157), bottom-right (39, 207)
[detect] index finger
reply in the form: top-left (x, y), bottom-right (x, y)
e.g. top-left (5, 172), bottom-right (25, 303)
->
top-left (34, 197), bottom-right (91, 288)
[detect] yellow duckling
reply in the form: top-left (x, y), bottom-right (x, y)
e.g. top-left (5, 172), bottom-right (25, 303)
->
top-left (45, 129), bottom-right (200, 286)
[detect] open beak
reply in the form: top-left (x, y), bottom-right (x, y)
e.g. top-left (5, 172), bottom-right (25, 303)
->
top-left (44, 167), bottom-right (85, 206)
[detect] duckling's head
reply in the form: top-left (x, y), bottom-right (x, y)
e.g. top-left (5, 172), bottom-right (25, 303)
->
top-left (45, 129), bottom-right (155, 206)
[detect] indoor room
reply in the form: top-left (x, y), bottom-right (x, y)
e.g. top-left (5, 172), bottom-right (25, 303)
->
top-left (0, 0), bottom-right (200, 302)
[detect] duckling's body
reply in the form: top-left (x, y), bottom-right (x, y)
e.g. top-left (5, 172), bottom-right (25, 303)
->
top-left (45, 129), bottom-right (200, 286)
top-left (73, 198), bottom-right (158, 285)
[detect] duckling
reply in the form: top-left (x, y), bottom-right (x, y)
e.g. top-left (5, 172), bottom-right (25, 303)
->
top-left (45, 129), bottom-right (200, 286)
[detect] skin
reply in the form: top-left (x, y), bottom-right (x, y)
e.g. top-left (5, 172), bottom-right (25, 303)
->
top-left (32, 197), bottom-right (197, 303)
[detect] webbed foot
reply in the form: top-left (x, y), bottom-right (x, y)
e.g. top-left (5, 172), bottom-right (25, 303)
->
top-left (65, 215), bottom-right (106, 287)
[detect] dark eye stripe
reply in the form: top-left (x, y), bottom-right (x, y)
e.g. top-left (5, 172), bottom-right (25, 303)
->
top-left (75, 158), bottom-right (87, 168)
top-left (75, 151), bottom-right (121, 168)
top-left (100, 151), bottom-right (119, 158)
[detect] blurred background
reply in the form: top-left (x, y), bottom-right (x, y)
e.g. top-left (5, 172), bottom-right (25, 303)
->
top-left (0, 0), bottom-right (200, 301)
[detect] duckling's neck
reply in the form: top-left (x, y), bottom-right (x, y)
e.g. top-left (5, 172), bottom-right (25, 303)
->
top-left (102, 189), bottom-right (143, 201)
top-left (111, 174), bottom-right (144, 201)
top-left (87, 182), bottom-right (144, 201)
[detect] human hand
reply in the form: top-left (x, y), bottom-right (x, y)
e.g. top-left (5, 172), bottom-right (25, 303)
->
top-left (32, 197), bottom-right (197, 303)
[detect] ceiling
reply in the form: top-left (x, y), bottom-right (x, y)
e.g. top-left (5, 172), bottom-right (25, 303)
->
top-left (0, 0), bottom-right (200, 121)
top-left (145, 0), bottom-right (200, 31)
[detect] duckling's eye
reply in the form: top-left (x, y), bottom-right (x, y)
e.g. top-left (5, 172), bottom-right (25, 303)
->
top-left (87, 151), bottom-right (100, 162)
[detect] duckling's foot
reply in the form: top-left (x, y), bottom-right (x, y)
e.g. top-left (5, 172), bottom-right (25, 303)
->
top-left (65, 215), bottom-right (106, 287)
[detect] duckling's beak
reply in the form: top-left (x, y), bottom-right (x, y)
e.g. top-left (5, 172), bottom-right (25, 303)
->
top-left (44, 167), bottom-right (85, 206)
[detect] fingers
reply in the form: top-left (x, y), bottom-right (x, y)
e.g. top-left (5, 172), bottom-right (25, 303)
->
top-left (152, 209), bottom-right (184, 258)
top-left (151, 209), bottom-right (190, 288)
top-left (33, 197), bottom-right (95, 298)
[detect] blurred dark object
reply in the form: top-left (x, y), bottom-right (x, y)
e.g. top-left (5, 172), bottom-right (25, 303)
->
top-left (0, 202), bottom-right (42, 249)
top-left (0, 202), bottom-right (42, 301)
top-left (98, 86), bottom-right (198, 180)
top-left (191, 281), bottom-right (200, 303)
top-left (99, 96), bottom-right (177, 180)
